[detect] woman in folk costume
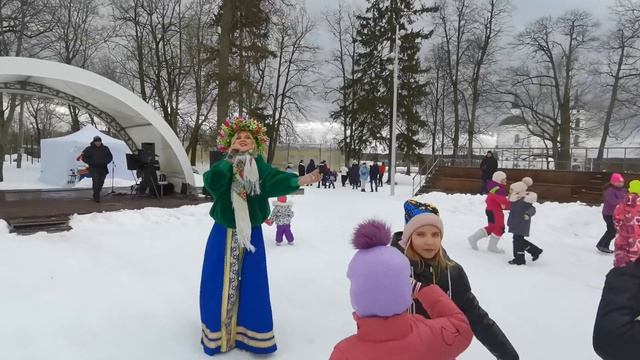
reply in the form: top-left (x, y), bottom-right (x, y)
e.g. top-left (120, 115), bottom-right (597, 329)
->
top-left (200, 116), bottom-right (320, 356)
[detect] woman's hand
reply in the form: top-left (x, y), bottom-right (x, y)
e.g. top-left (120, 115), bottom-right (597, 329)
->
top-left (298, 169), bottom-right (321, 186)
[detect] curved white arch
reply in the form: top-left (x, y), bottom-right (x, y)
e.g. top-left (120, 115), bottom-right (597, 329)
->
top-left (0, 57), bottom-right (195, 188)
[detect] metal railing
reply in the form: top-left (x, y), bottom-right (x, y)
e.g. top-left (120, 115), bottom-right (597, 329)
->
top-left (430, 146), bottom-right (640, 173)
top-left (412, 156), bottom-right (442, 196)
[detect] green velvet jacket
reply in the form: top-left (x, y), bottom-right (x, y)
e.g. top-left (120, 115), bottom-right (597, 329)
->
top-left (203, 155), bottom-right (300, 228)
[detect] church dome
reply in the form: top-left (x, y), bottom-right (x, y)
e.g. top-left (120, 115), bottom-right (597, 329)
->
top-left (499, 115), bottom-right (526, 126)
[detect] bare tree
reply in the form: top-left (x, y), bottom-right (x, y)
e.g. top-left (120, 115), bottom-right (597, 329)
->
top-left (182, 0), bottom-right (218, 165)
top-left (325, 2), bottom-right (368, 165)
top-left (110, 0), bottom-right (190, 133)
top-left (0, 0), bottom-right (52, 181)
top-left (111, 0), bottom-right (151, 102)
top-left (436, 0), bottom-right (473, 161)
top-left (215, 0), bottom-right (233, 140)
top-left (424, 42), bottom-right (452, 156)
top-left (514, 10), bottom-right (598, 169)
top-left (498, 66), bottom-right (562, 162)
top-left (27, 97), bottom-right (65, 147)
top-left (461, 0), bottom-right (509, 160)
top-left (45, 0), bottom-right (111, 131)
top-left (595, 0), bottom-right (640, 167)
top-left (264, 4), bottom-right (318, 163)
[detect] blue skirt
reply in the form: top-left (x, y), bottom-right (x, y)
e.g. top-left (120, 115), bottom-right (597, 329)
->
top-left (199, 223), bottom-right (277, 355)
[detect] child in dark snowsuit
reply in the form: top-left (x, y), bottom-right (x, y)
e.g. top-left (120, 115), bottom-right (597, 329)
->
top-left (596, 173), bottom-right (627, 254)
top-left (266, 196), bottom-right (295, 245)
top-left (507, 179), bottom-right (542, 265)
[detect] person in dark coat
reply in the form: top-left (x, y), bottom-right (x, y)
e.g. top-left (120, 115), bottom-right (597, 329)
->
top-left (506, 180), bottom-right (542, 265)
top-left (348, 161), bottom-right (359, 189)
top-left (81, 136), bottom-right (113, 202)
top-left (593, 257), bottom-right (640, 360)
top-left (369, 162), bottom-right (379, 192)
top-left (392, 200), bottom-right (519, 360)
top-left (318, 160), bottom-right (328, 188)
top-left (480, 151), bottom-right (498, 194)
top-left (298, 160), bottom-right (306, 177)
top-left (305, 159), bottom-right (316, 187)
top-left (596, 173), bottom-right (627, 253)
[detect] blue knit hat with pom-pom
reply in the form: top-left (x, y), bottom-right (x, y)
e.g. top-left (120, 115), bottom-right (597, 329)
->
top-left (347, 219), bottom-right (412, 317)
top-left (400, 200), bottom-right (444, 249)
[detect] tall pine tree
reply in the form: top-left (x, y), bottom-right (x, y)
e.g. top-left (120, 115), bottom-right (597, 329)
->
top-left (212, 0), bottom-right (274, 139)
top-left (353, 0), bottom-right (436, 178)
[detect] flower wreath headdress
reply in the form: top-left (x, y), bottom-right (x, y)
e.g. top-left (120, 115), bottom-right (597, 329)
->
top-left (217, 115), bottom-right (268, 153)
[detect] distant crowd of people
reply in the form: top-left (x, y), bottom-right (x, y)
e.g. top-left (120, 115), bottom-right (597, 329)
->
top-left (289, 159), bottom-right (386, 192)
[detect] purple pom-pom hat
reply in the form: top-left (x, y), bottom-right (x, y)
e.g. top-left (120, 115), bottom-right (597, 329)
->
top-left (347, 219), bottom-right (412, 317)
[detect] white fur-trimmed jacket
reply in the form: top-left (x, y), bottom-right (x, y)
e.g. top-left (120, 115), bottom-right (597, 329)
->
top-left (507, 192), bottom-right (537, 237)
top-left (268, 201), bottom-right (294, 225)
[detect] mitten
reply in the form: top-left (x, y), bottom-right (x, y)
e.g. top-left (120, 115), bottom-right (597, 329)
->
top-left (410, 278), bottom-right (423, 299)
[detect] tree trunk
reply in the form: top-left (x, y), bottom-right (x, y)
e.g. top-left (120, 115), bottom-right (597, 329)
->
top-left (558, 105), bottom-right (572, 170)
top-left (468, 78), bottom-right (481, 164)
top-left (215, 0), bottom-right (234, 144)
top-left (189, 129), bottom-right (200, 166)
top-left (451, 87), bottom-right (460, 163)
top-left (0, 94), bottom-right (19, 182)
top-left (0, 0), bottom-right (26, 181)
top-left (133, 0), bottom-right (147, 102)
top-left (68, 104), bottom-right (81, 131)
top-left (17, 96), bottom-right (25, 168)
top-left (597, 46), bottom-right (625, 170)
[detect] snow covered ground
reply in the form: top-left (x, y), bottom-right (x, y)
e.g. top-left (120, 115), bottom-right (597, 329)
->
top-left (0, 174), bottom-right (610, 359)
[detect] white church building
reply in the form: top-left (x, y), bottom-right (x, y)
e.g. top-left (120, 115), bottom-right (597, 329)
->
top-left (493, 102), bottom-right (596, 169)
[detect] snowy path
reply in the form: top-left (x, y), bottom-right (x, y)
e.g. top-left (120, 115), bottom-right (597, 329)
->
top-left (0, 176), bottom-right (610, 359)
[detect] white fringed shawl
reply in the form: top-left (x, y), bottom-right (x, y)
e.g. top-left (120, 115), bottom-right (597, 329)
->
top-left (230, 153), bottom-right (261, 252)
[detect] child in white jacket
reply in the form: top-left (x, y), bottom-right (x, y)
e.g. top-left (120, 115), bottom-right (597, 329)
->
top-left (266, 196), bottom-right (295, 245)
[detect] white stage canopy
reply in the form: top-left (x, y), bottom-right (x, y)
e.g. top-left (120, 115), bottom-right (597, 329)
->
top-left (0, 57), bottom-right (195, 190)
top-left (40, 126), bottom-right (133, 186)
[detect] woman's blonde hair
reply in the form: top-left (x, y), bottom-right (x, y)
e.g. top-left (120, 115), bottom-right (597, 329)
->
top-left (404, 232), bottom-right (453, 279)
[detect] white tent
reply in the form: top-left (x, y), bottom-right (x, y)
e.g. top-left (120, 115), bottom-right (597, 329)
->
top-left (40, 126), bottom-right (133, 186)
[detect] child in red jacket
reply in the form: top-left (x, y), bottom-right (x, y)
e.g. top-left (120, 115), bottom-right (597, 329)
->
top-left (468, 172), bottom-right (529, 253)
top-left (330, 220), bottom-right (472, 360)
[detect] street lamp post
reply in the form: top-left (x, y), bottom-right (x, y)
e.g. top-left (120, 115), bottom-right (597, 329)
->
top-left (390, 23), bottom-right (399, 196)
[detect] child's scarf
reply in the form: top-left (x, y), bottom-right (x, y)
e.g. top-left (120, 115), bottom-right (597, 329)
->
top-left (230, 153), bottom-right (261, 252)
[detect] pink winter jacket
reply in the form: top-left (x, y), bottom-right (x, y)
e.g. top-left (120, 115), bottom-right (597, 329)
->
top-left (614, 193), bottom-right (640, 267)
top-left (329, 285), bottom-right (473, 360)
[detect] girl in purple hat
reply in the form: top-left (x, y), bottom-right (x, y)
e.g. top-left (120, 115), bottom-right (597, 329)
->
top-left (330, 219), bottom-right (472, 360)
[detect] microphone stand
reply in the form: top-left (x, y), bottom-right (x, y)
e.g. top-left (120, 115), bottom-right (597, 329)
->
top-left (104, 161), bottom-right (117, 197)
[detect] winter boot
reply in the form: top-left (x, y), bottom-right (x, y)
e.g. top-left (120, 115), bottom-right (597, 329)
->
top-left (528, 247), bottom-right (543, 261)
top-left (596, 245), bottom-right (614, 254)
top-left (508, 257), bottom-right (526, 265)
top-left (487, 234), bottom-right (505, 254)
top-left (468, 228), bottom-right (487, 250)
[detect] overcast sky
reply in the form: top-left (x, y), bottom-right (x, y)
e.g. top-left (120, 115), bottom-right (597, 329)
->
top-left (305, 0), bottom-right (616, 26)
top-left (298, 0), bottom-right (618, 139)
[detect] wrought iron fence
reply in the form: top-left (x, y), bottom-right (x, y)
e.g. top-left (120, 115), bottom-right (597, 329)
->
top-left (434, 146), bottom-right (640, 173)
